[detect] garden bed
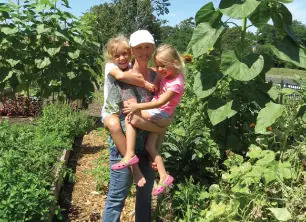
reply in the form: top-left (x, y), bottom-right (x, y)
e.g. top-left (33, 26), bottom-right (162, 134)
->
top-left (0, 105), bottom-right (94, 222)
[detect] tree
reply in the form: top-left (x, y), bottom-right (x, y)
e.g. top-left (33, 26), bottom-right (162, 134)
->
top-left (160, 17), bottom-right (195, 52)
top-left (84, 0), bottom-right (170, 48)
top-left (292, 20), bottom-right (306, 47)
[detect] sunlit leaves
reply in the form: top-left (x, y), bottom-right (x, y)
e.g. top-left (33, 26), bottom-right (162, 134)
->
top-left (221, 51), bottom-right (264, 81)
top-left (271, 36), bottom-right (306, 69)
top-left (43, 46), bottom-right (61, 56)
top-left (255, 102), bottom-right (284, 134)
top-left (1, 27), bottom-right (18, 35)
top-left (35, 57), bottom-right (51, 69)
top-left (36, 24), bottom-right (51, 34)
top-left (188, 22), bottom-right (224, 58)
top-left (68, 50), bottom-right (80, 59)
top-left (267, 208), bottom-right (292, 221)
top-left (219, 0), bottom-right (260, 19)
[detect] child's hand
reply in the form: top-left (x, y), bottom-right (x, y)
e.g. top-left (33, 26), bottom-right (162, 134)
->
top-left (122, 102), bottom-right (139, 114)
top-left (144, 81), bottom-right (156, 92)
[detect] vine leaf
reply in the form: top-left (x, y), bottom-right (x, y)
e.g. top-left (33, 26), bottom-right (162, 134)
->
top-left (219, 0), bottom-right (260, 19)
top-left (255, 102), bottom-right (284, 134)
top-left (271, 37), bottom-right (306, 69)
top-left (187, 22), bottom-right (224, 58)
top-left (35, 57), bottom-right (51, 69)
top-left (195, 2), bottom-right (222, 27)
top-left (6, 59), bottom-right (20, 67)
top-left (267, 208), bottom-right (292, 221)
top-left (207, 99), bottom-right (238, 125)
top-left (221, 51), bottom-right (264, 81)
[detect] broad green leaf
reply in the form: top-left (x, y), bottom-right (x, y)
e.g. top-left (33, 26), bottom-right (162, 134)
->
top-left (173, 127), bottom-right (186, 137)
top-left (67, 72), bottom-right (76, 80)
top-left (193, 70), bottom-right (222, 99)
top-left (256, 151), bottom-right (275, 166)
top-left (44, 46), bottom-right (61, 56)
top-left (249, 1), bottom-right (270, 28)
top-left (263, 167), bottom-right (278, 184)
top-left (55, 31), bottom-right (68, 40)
top-left (187, 22), bottom-right (224, 58)
top-left (271, 37), bottom-right (306, 69)
top-left (73, 36), bottom-right (84, 45)
top-left (35, 57), bottom-right (51, 69)
top-left (271, 4), bottom-right (297, 43)
top-left (277, 0), bottom-right (293, 3)
top-left (267, 85), bottom-right (280, 100)
top-left (195, 2), bottom-right (222, 27)
top-left (36, 24), bottom-right (51, 34)
top-left (219, 0), bottom-right (260, 19)
top-left (6, 59), bottom-right (20, 67)
top-left (247, 145), bottom-right (262, 159)
top-left (208, 99), bottom-right (238, 125)
top-left (1, 71), bottom-right (13, 83)
top-left (221, 51), bottom-right (264, 81)
top-left (267, 208), bottom-right (292, 221)
top-left (68, 50), bottom-right (80, 59)
top-left (1, 27), bottom-right (18, 35)
top-left (255, 102), bottom-right (284, 134)
top-left (278, 162), bottom-right (292, 179)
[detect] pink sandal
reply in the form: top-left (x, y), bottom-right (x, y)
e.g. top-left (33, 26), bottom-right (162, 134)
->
top-left (152, 175), bottom-right (174, 196)
top-left (111, 155), bottom-right (139, 170)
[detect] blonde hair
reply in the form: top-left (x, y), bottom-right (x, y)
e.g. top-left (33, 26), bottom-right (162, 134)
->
top-left (154, 44), bottom-right (185, 75)
top-left (104, 35), bottom-right (131, 62)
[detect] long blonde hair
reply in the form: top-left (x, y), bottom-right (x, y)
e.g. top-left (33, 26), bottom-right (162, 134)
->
top-left (104, 35), bottom-right (131, 62)
top-left (153, 44), bottom-right (185, 75)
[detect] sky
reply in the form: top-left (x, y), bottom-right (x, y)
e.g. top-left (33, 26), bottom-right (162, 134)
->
top-left (63, 0), bottom-right (306, 28)
top-left (2, 0), bottom-right (306, 28)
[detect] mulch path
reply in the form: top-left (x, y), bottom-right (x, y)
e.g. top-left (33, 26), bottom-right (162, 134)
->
top-left (55, 100), bottom-right (138, 222)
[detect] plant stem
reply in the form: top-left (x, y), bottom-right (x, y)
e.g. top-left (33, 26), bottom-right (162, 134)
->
top-left (240, 18), bottom-right (247, 59)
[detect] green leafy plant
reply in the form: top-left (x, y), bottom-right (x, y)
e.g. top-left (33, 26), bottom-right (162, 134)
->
top-left (0, 0), bottom-right (101, 101)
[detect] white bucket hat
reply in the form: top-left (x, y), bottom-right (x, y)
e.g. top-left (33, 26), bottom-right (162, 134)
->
top-left (129, 30), bottom-right (155, 47)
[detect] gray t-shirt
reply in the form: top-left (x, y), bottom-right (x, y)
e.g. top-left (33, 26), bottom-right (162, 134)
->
top-left (108, 69), bottom-right (157, 159)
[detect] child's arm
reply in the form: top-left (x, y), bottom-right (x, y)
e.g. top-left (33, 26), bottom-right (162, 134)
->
top-left (122, 90), bottom-right (177, 114)
top-left (109, 68), bottom-right (156, 92)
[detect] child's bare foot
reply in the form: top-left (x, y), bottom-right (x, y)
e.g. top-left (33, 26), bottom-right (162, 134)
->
top-left (132, 165), bottom-right (146, 187)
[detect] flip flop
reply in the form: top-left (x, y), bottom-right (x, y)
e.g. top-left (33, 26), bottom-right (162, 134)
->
top-left (152, 175), bottom-right (174, 196)
top-left (111, 155), bottom-right (139, 170)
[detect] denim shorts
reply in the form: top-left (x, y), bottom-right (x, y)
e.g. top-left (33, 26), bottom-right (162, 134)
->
top-left (146, 108), bottom-right (170, 122)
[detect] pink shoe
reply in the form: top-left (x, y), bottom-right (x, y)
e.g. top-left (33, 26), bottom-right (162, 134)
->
top-left (152, 175), bottom-right (174, 196)
top-left (111, 155), bottom-right (139, 170)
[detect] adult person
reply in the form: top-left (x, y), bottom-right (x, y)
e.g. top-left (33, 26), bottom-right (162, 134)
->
top-left (102, 30), bottom-right (159, 222)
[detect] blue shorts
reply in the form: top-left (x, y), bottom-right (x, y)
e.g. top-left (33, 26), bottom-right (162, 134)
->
top-left (146, 109), bottom-right (170, 122)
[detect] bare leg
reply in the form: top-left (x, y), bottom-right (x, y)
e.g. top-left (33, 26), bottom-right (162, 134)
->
top-left (104, 114), bottom-right (127, 156)
top-left (110, 99), bottom-right (146, 186)
top-left (146, 133), bottom-right (169, 182)
top-left (128, 110), bottom-right (170, 133)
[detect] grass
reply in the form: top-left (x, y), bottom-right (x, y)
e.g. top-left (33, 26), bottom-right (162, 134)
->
top-left (266, 68), bottom-right (306, 80)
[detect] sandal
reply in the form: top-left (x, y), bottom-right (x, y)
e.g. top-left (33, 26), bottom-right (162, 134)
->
top-left (152, 175), bottom-right (174, 196)
top-left (111, 155), bottom-right (139, 170)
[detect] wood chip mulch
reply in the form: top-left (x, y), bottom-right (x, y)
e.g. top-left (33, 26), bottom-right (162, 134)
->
top-left (55, 129), bottom-right (137, 222)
